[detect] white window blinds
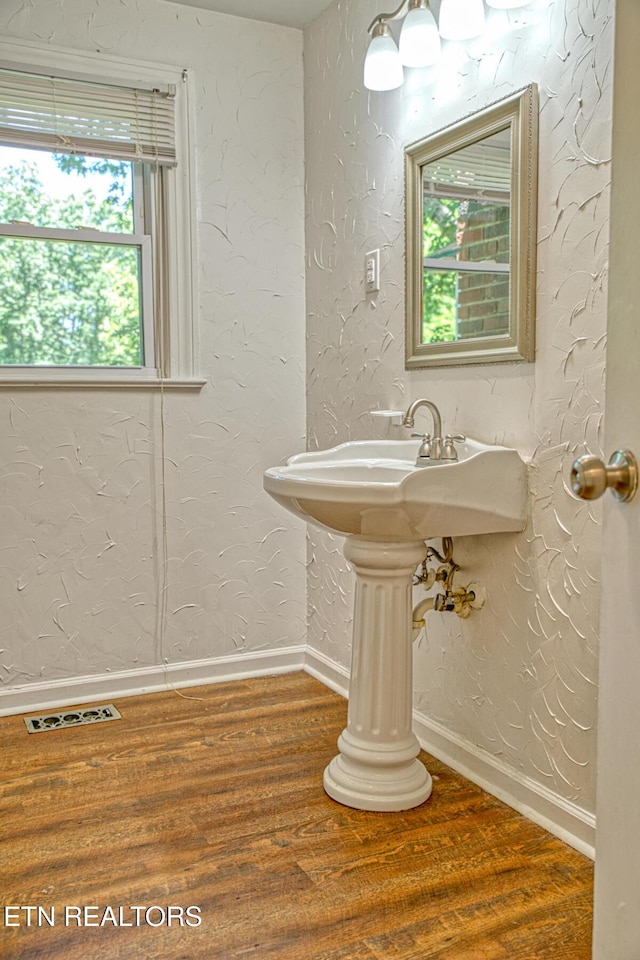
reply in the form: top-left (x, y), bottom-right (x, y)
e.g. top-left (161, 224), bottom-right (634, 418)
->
top-left (0, 67), bottom-right (176, 166)
top-left (422, 130), bottom-right (511, 203)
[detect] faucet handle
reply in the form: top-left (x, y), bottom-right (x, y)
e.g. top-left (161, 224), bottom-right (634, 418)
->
top-left (442, 434), bottom-right (466, 461)
top-left (411, 432), bottom-right (431, 459)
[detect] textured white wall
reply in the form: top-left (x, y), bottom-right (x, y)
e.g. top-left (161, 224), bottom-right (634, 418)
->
top-left (0, 1), bottom-right (307, 691)
top-left (304, 0), bottom-right (611, 815)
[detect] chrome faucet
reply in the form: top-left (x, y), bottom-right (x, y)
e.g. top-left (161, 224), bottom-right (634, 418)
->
top-left (402, 399), bottom-right (443, 461)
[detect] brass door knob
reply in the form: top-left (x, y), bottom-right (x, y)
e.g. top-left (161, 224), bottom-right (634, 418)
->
top-left (570, 450), bottom-right (638, 502)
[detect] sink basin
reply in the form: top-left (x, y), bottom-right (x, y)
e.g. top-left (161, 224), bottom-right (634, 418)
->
top-left (264, 438), bottom-right (528, 540)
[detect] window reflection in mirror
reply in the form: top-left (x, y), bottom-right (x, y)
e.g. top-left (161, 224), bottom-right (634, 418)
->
top-left (421, 129), bottom-right (511, 344)
top-left (405, 86), bottom-right (537, 368)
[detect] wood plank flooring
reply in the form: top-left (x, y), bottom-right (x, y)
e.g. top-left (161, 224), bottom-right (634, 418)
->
top-left (0, 672), bottom-right (593, 959)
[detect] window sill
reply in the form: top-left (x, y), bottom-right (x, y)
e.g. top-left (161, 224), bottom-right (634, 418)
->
top-left (0, 372), bottom-right (207, 389)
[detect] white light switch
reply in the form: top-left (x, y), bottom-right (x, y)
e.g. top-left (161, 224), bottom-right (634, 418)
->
top-left (365, 248), bottom-right (380, 293)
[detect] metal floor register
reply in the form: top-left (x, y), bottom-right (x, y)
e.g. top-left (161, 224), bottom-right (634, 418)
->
top-left (24, 704), bottom-right (122, 733)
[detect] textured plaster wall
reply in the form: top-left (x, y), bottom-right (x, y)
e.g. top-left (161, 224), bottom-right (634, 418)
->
top-left (0, 0), bottom-right (307, 691)
top-left (304, 0), bottom-right (611, 814)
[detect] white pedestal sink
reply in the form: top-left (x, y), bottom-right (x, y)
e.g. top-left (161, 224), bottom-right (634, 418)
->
top-left (264, 438), bottom-right (527, 812)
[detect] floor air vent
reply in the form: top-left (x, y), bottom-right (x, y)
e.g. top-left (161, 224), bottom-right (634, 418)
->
top-left (24, 704), bottom-right (122, 734)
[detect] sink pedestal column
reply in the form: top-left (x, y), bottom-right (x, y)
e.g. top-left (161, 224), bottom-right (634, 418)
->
top-left (323, 538), bottom-right (433, 812)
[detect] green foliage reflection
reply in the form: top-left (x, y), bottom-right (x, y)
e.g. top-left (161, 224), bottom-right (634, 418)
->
top-left (422, 197), bottom-right (458, 343)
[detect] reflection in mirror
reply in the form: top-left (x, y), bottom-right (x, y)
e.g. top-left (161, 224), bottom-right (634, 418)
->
top-left (421, 129), bottom-right (511, 344)
top-left (405, 86), bottom-right (538, 368)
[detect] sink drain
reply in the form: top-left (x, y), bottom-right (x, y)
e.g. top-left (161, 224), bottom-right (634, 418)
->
top-left (24, 704), bottom-right (121, 733)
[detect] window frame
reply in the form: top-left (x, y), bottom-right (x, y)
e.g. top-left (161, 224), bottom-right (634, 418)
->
top-left (0, 38), bottom-right (203, 389)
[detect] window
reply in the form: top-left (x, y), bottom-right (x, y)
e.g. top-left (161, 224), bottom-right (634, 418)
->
top-left (0, 40), bottom-right (201, 387)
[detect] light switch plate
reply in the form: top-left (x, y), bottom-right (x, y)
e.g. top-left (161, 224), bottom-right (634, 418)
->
top-left (365, 248), bottom-right (380, 293)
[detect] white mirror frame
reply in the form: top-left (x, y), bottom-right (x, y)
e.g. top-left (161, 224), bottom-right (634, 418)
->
top-left (405, 85), bottom-right (538, 368)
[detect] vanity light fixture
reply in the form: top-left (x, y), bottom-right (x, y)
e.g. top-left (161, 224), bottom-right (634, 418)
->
top-left (364, 0), bottom-right (533, 91)
top-left (364, 21), bottom-right (405, 91)
top-left (398, 0), bottom-right (441, 68)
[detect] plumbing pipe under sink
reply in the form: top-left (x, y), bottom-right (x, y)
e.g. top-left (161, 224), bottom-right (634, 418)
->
top-left (412, 596), bottom-right (435, 641)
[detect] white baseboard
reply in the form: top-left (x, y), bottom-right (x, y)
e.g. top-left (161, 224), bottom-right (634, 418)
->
top-left (0, 646), bottom-right (307, 718)
top-left (303, 646), bottom-right (596, 861)
top-left (303, 645), bottom-right (350, 698)
top-left (412, 709), bottom-right (596, 860)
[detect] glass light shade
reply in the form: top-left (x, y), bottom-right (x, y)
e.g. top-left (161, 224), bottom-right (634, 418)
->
top-left (438, 0), bottom-right (485, 40)
top-left (399, 6), bottom-right (441, 67)
top-left (364, 25), bottom-right (404, 91)
top-left (486, 0), bottom-right (531, 6)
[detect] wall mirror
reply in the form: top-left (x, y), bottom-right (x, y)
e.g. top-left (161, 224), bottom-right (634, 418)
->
top-left (405, 85), bottom-right (538, 368)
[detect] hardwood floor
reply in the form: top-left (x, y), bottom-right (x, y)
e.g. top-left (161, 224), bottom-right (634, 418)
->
top-left (0, 672), bottom-right (593, 959)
